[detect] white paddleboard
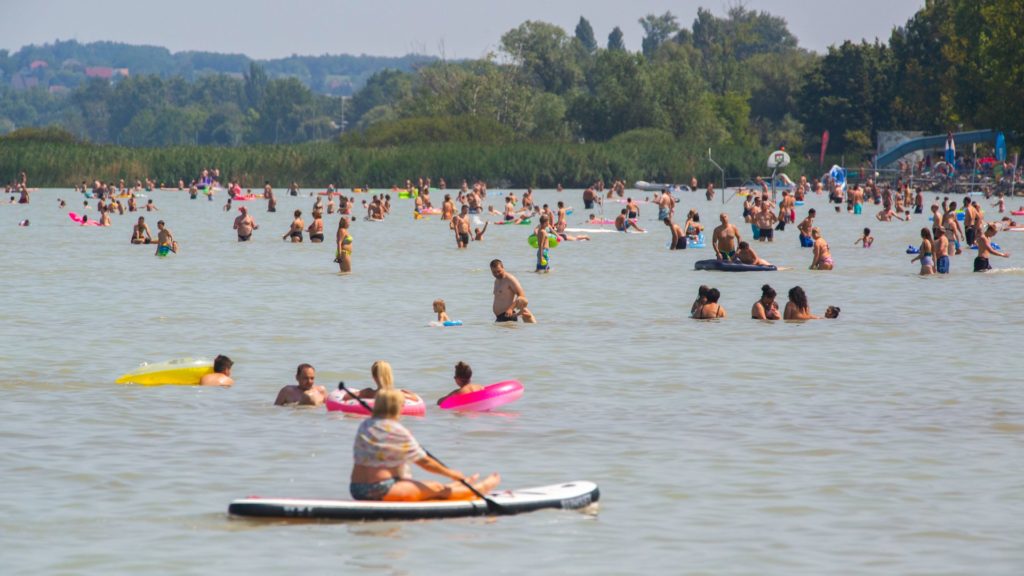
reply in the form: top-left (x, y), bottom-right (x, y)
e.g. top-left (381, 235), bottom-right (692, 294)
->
top-left (228, 481), bottom-right (599, 521)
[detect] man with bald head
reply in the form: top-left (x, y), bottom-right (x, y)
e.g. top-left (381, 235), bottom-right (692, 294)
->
top-left (712, 213), bottom-right (742, 260)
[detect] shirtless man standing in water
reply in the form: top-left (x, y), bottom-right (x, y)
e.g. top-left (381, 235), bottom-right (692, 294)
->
top-left (491, 259), bottom-right (526, 323)
top-left (974, 224), bottom-right (1010, 272)
top-left (452, 205), bottom-right (471, 248)
top-left (712, 213), bottom-right (742, 260)
top-left (233, 206), bottom-right (258, 241)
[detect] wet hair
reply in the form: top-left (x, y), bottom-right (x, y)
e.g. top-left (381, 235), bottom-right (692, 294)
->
top-left (808, 209), bottom-right (816, 216)
top-left (825, 306), bottom-right (841, 319)
top-left (294, 209), bottom-right (302, 217)
top-left (863, 227), bottom-right (870, 236)
top-left (761, 284), bottom-right (776, 300)
top-left (454, 361), bottom-right (472, 384)
top-left (489, 258), bottom-right (503, 269)
top-left (788, 286), bottom-right (809, 311)
top-left (698, 285), bottom-right (710, 298)
top-left (706, 288), bottom-right (721, 303)
top-left (295, 363), bottom-right (314, 377)
top-left (738, 241), bottom-right (750, 250)
top-left (213, 355), bottom-right (233, 373)
top-left (433, 299), bottom-right (446, 313)
top-left (372, 389), bottom-right (404, 419)
top-left (371, 360), bottom-right (394, 390)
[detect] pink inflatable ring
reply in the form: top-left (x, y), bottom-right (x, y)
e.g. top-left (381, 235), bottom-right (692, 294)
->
top-left (325, 390), bottom-right (426, 417)
top-left (439, 380), bottom-right (524, 412)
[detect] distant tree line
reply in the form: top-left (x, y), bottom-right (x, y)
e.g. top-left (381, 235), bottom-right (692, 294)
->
top-left (0, 1), bottom-right (1020, 159)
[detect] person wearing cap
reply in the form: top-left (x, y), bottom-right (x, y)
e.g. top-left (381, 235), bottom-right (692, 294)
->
top-left (233, 206), bottom-right (258, 242)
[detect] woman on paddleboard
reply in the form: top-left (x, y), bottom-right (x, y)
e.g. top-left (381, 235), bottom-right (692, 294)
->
top-left (350, 389), bottom-right (500, 501)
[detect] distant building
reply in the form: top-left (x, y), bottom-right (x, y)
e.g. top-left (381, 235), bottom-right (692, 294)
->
top-left (30, 60), bottom-right (49, 70)
top-left (48, 85), bottom-right (71, 95)
top-left (85, 67), bottom-right (113, 79)
top-left (61, 59), bottom-right (84, 72)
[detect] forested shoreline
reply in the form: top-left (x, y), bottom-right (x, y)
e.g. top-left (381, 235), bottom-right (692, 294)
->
top-left (1, 0), bottom-right (1020, 186)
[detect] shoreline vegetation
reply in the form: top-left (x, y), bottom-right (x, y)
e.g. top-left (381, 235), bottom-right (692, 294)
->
top-left (0, 137), bottom-right (779, 189)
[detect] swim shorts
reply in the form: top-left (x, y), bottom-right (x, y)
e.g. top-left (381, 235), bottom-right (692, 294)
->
top-left (350, 478), bottom-right (396, 501)
top-left (973, 256), bottom-right (990, 272)
top-left (936, 255), bottom-right (950, 274)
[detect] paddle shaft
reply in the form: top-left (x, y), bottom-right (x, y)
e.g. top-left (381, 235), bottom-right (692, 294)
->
top-left (338, 382), bottom-right (507, 513)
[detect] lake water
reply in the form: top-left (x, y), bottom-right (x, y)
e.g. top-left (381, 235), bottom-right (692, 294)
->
top-left (1, 188), bottom-right (1022, 575)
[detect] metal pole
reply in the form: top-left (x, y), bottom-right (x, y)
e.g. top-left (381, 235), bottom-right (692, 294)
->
top-left (707, 148), bottom-right (726, 204)
top-left (1012, 153), bottom-right (1019, 197)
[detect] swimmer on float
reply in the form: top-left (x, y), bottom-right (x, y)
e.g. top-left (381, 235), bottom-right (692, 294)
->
top-left (733, 242), bottom-right (773, 267)
top-left (615, 209), bottom-right (645, 232)
top-left (433, 299), bottom-right (450, 323)
top-left (436, 362), bottom-right (484, 405)
top-left (343, 360), bottom-right (422, 404)
top-left (275, 363), bottom-right (327, 406)
top-left (199, 355), bottom-right (235, 387)
top-left (350, 389), bottom-right (501, 501)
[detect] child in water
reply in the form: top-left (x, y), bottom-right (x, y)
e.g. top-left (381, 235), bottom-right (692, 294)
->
top-left (854, 227), bottom-right (873, 247)
top-left (514, 296), bottom-right (536, 323)
top-left (433, 299), bottom-right (450, 323)
top-left (436, 361), bottom-right (484, 405)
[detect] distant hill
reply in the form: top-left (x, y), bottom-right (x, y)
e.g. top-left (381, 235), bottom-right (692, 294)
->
top-left (0, 39), bottom-right (436, 95)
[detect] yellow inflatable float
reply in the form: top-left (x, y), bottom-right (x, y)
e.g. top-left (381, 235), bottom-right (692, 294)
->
top-left (115, 358), bottom-right (213, 386)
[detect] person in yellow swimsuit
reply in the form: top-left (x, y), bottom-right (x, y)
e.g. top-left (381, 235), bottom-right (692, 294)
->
top-left (335, 217), bottom-right (353, 273)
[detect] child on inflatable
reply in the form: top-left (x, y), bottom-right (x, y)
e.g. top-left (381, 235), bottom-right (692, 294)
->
top-left (433, 299), bottom-right (450, 323)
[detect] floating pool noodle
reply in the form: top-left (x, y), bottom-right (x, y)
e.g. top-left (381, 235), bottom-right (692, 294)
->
top-left (439, 380), bottom-right (524, 412)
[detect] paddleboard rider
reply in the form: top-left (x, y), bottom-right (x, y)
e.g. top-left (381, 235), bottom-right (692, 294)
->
top-left (350, 389), bottom-right (501, 501)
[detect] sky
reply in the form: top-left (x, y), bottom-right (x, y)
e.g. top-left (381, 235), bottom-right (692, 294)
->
top-left (1, 0), bottom-right (926, 60)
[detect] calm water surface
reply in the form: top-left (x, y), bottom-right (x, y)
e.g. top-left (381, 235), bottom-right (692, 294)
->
top-left (1, 188), bottom-right (1022, 575)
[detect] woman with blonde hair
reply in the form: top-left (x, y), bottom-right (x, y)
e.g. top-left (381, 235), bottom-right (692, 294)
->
top-left (810, 227), bottom-right (833, 270)
top-left (349, 389), bottom-right (500, 501)
top-left (343, 360), bottom-right (421, 403)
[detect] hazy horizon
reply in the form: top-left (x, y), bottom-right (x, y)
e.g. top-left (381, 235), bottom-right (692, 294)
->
top-left (3, 0), bottom-right (925, 61)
